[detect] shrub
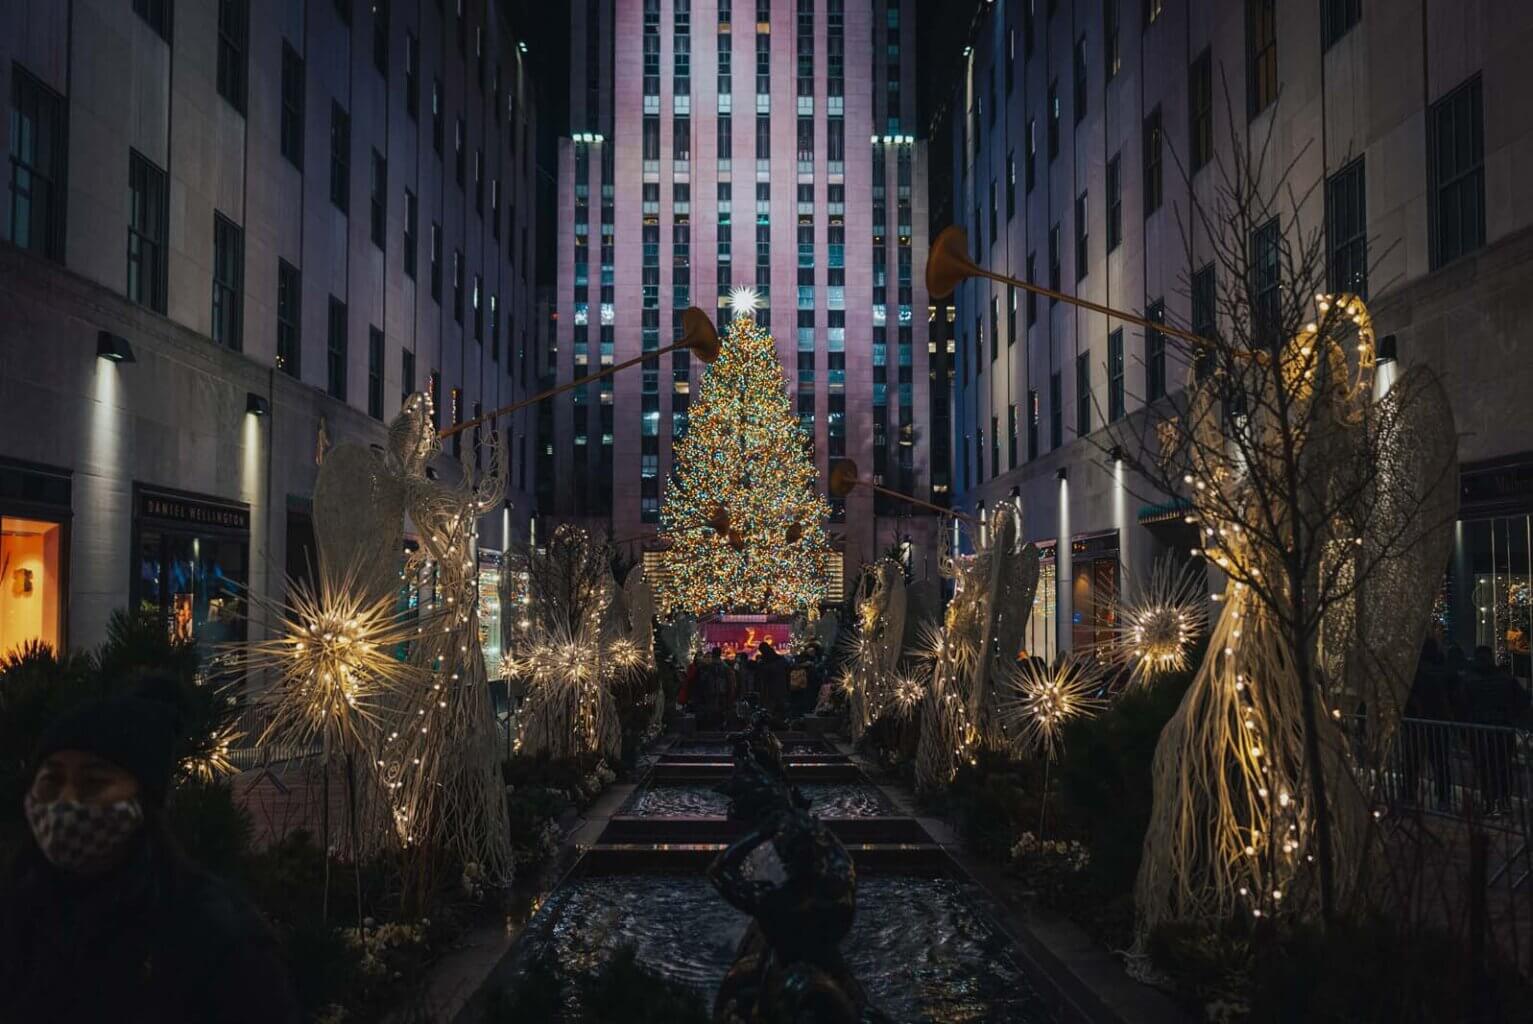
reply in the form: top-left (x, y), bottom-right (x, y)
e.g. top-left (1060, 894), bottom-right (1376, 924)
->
top-left (167, 778), bottom-right (253, 877)
top-left (1054, 669), bottom-right (1192, 897)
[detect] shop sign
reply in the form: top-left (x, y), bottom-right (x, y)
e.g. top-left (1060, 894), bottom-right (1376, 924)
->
top-left (137, 489), bottom-right (250, 532)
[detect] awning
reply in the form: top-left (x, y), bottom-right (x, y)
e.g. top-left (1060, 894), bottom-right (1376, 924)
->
top-left (1137, 497), bottom-right (1193, 526)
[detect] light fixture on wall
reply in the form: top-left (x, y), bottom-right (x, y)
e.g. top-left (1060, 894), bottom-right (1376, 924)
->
top-left (1109, 445), bottom-right (1125, 463)
top-left (246, 392), bottom-right (271, 417)
top-left (1377, 334), bottom-right (1398, 364)
top-left (97, 331), bottom-right (136, 363)
top-left (1056, 467), bottom-right (1068, 481)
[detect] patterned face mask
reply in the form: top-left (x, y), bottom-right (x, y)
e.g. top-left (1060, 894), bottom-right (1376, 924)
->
top-left (23, 795), bottom-right (144, 875)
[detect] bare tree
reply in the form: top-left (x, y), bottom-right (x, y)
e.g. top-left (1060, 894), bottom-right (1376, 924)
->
top-left (1100, 83), bottom-right (1459, 931)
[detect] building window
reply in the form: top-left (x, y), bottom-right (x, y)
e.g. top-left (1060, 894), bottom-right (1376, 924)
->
top-left (1108, 328), bottom-right (1124, 421)
top-left (1106, 152), bottom-right (1122, 251)
top-left (403, 188), bottom-right (417, 277)
top-left (327, 296), bottom-right (347, 400)
top-left (1008, 285), bottom-right (1017, 347)
top-left (1025, 252), bottom-right (1037, 325)
top-left (367, 326), bottom-right (384, 418)
top-left (0, 509), bottom-right (65, 660)
top-left (453, 249), bottom-right (464, 323)
top-left (1026, 118), bottom-right (1037, 192)
top-left (372, 0), bottom-right (390, 76)
top-left (1146, 298), bottom-right (1166, 400)
top-left (1049, 371), bottom-right (1062, 449)
top-left (1249, 217), bottom-right (1280, 345)
top-left (405, 31), bottom-right (419, 118)
top-left (401, 348), bottom-right (415, 403)
top-left (1047, 78), bottom-right (1060, 159)
top-left (1048, 224), bottom-right (1060, 294)
top-left (1191, 265), bottom-right (1216, 379)
top-left (455, 117), bottom-right (466, 187)
top-left (1430, 75), bottom-right (1485, 269)
top-left (1143, 107), bottom-right (1162, 215)
top-left (1076, 352), bottom-right (1091, 437)
top-left (1008, 403), bottom-right (1019, 469)
top-left (1321, 0), bottom-right (1360, 51)
top-left (1073, 35), bottom-right (1087, 124)
top-left (1189, 49), bottom-right (1213, 173)
top-left (1006, 152), bottom-right (1016, 220)
top-left (1326, 157), bottom-right (1367, 297)
top-left (133, 0), bottom-right (172, 39)
top-left (1028, 387), bottom-right (1040, 461)
top-left (330, 102), bottom-right (350, 212)
top-left (990, 294), bottom-right (1000, 362)
top-left (276, 259), bottom-right (300, 377)
top-left (1246, 0), bottom-right (1277, 118)
top-left (127, 150), bottom-right (168, 313)
top-left (211, 213), bottom-right (244, 351)
top-left (369, 149), bottom-right (386, 248)
top-left (472, 273), bottom-right (483, 340)
top-left (281, 43), bottom-right (304, 169)
top-left (1104, 0), bottom-right (1120, 80)
top-left (217, 0), bottom-right (248, 113)
top-left (432, 78), bottom-right (444, 155)
top-left (7, 66), bottom-right (66, 262)
top-left (430, 222), bottom-right (442, 301)
top-left (1075, 190), bottom-right (1088, 282)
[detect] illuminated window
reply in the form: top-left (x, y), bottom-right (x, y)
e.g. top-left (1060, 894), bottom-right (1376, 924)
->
top-left (0, 517), bottom-right (63, 659)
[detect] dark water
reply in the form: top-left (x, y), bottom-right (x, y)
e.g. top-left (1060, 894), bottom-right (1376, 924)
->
top-left (508, 874), bottom-right (1045, 1023)
top-left (670, 741), bottom-right (828, 756)
top-left (627, 782), bottom-right (893, 818)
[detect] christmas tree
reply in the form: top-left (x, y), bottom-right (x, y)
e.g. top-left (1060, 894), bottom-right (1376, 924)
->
top-left (655, 290), bottom-right (832, 616)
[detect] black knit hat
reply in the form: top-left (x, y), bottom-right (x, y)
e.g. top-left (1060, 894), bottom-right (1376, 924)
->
top-left (31, 676), bottom-right (183, 807)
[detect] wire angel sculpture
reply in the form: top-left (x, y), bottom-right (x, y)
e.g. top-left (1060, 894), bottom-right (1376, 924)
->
top-left (843, 559), bottom-right (907, 743)
top-left (507, 526), bottom-right (653, 762)
top-left (1135, 297), bottom-right (1458, 933)
top-left (967, 503), bottom-right (1042, 749)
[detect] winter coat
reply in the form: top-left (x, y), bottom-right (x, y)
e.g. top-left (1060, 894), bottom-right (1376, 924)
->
top-left (756, 653), bottom-right (790, 709)
top-left (0, 832), bottom-right (301, 1024)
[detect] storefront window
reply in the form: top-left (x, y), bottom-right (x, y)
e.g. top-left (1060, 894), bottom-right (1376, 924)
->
top-left (1070, 532), bottom-right (1121, 653)
top-left (1455, 514), bottom-right (1532, 683)
top-left (132, 488), bottom-right (250, 661)
top-left (1, 517), bottom-right (63, 659)
top-left (478, 551), bottom-right (504, 680)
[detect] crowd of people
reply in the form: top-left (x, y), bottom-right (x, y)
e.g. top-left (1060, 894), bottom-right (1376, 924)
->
top-left (677, 640), bottom-right (830, 728)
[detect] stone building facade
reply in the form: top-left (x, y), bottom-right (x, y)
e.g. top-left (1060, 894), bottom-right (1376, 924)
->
top-left (0, 0), bottom-right (541, 660)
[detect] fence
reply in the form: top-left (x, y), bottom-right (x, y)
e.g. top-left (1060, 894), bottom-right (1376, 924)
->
top-left (1361, 715), bottom-right (1532, 889)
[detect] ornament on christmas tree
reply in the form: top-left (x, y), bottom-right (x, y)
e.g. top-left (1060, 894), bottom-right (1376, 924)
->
top-left (655, 313), bottom-right (832, 615)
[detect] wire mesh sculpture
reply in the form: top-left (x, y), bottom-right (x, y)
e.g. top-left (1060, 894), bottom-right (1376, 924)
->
top-left (1134, 298), bottom-right (1459, 932)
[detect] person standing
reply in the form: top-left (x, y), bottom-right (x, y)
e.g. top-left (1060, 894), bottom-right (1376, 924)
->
top-left (755, 641), bottom-right (790, 721)
top-left (0, 681), bottom-right (302, 1023)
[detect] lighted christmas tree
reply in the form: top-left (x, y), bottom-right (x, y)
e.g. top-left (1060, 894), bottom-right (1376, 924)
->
top-left (655, 288), bottom-right (832, 616)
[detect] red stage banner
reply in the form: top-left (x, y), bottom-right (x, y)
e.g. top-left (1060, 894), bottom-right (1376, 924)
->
top-left (699, 618), bottom-right (794, 659)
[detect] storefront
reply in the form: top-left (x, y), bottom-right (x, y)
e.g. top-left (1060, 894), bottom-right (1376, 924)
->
top-left (1070, 531), bottom-right (1120, 652)
top-left (131, 485), bottom-right (250, 659)
top-left (1450, 456), bottom-right (1533, 682)
top-left (478, 549), bottom-right (505, 680)
top-left (0, 457), bottom-right (71, 659)
top-left (1023, 540), bottom-right (1057, 664)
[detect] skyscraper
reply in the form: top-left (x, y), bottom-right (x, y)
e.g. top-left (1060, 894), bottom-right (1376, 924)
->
top-left (550, 0), bottom-right (937, 599)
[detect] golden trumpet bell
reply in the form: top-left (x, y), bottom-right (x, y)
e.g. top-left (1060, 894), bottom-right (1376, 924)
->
top-left (681, 307), bottom-right (722, 364)
top-left (828, 458), bottom-right (861, 500)
top-left (926, 225), bottom-right (981, 300)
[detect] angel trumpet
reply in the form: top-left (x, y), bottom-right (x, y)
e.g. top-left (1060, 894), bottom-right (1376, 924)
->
top-left (926, 225), bottom-right (1215, 351)
top-left (441, 307), bottom-right (720, 439)
top-left (829, 458), bottom-right (980, 525)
